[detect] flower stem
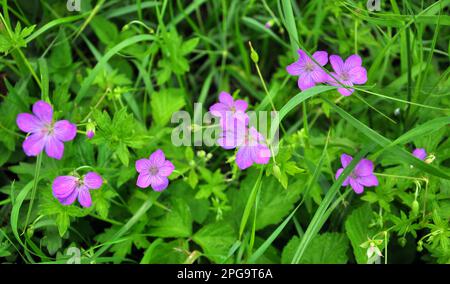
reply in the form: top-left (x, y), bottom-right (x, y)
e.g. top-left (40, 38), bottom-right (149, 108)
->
top-left (24, 153), bottom-right (43, 233)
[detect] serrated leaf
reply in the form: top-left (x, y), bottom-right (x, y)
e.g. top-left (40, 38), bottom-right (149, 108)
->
top-left (193, 221), bottom-right (237, 263)
top-left (151, 88), bottom-right (186, 126)
top-left (345, 204), bottom-right (375, 264)
top-left (149, 198), bottom-right (192, 238)
top-left (282, 233), bottom-right (349, 264)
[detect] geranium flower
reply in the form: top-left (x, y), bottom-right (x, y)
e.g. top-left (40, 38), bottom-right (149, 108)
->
top-left (16, 100), bottom-right (77, 159)
top-left (286, 49), bottom-right (328, 91)
top-left (235, 127), bottom-right (271, 170)
top-left (52, 172), bottom-right (103, 208)
top-left (412, 148), bottom-right (426, 160)
top-left (335, 153), bottom-right (378, 194)
top-left (327, 54), bottom-right (367, 96)
top-left (209, 92), bottom-right (248, 127)
top-left (136, 149), bottom-right (175, 191)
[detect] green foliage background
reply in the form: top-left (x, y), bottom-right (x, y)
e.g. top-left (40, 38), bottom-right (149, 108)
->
top-left (0, 0), bottom-right (449, 264)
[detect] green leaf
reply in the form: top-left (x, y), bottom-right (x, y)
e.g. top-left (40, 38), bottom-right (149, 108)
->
top-left (90, 16), bottom-right (118, 45)
top-left (345, 204), bottom-right (375, 264)
top-left (282, 233), bottom-right (349, 264)
top-left (151, 88), bottom-right (186, 126)
top-left (193, 221), bottom-right (237, 263)
top-left (181, 37), bottom-right (199, 55)
top-left (149, 198), bottom-right (192, 238)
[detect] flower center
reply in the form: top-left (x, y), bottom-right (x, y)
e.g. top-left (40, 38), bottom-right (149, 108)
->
top-left (340, 72), bottom-right (350, 82)
top-left (42, 123), bottom-right (55, 135)
top-left (304, 62), bottom-right (315, 72)
top-left (149, 166), bottom-right (159, 176)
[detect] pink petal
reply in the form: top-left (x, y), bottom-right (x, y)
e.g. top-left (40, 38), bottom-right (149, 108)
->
top-left (209, 102), bottom-right (228, 117)
top-left (298, 74), bottom-right (316, 91)
top-left (286, 61), bottom-right (304, 76)
top-left (83, 172), bottom-right (103, 189)
top-left (345, 54), bottom-right (362, 70)
top-left (149, 149), bottom-right (165, 167)
top-left (150, 175), bottom-right (169, 191)
top-left (312, 51), bottom-right (328, 66)
top-left (330, 55), bottom-right (345, 74)
top-left (137, 173), bottom-right (152, 188)
top-left (54, 120), bottom-right (77, 142)
top-left (234, 100), bottom-right (248, 112)
top-left (22, 133), bottom-right (46, 157)
top-left (349, 66), bottom-right (367, 85)
top-left (349, 178), bottom-right (364, 194)
top-left (136, 158), bottom-right (151, 173)
top-left (341, 153), bottom-right (353, 167)
top-left (335, 168), bottom-right (350, 186)
top-left (310, 69), bottom-right (328, 83)
top-left (218, 136), bottom-right (238, 149)
top-left (337, 85), bottom-right (354, 96)
top-left (297, 49), bottom-right (308, 62)
top-left (32, 101), bottom-right (53, 124)
top-left (249, 127), bottom-right (266, 144)
top-left (412, 148), bottom-right (426, 160)
top-left (52, 175), bottom-right (78, 199)
top-left (159, 160), bottom-right (174, 177)
top-left (45, 135), bottom-right (64, 159)
top-left (335, 168), bottom-right (344, 181)
top-left (58, 188), bottom-right (78, 206)
top-left (218, 92), bottom-right (234, 108)
top-left (254, 145), bottom-right (271, 164)
top-left (355, 159), bottom-right (374, 177)
top-left (358, 174), bottom-right (379, 187)
top-left (236, 146), bottom-right (253, 170)
top-left (16, 113), bottom-right (42, 133)
top-left (77, 186), bottom-right (92, 208)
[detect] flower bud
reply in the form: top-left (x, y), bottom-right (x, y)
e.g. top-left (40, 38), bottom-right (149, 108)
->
top-left (272, 164), bottom-right (282, 180)
top-left (411, 200), bottom-right (419, 216)
top-left (197, 150), bottom-right (206, 158)
top-left (86, 120), bottom-right (96, 139)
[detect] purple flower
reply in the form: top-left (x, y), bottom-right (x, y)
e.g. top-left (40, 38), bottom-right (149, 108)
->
top-left (327, 54), bottom-right (367, 96)
top-left (286, 49), bottom-right (328, 91)
top-left (209, 92), bottom-right (248, 127)
top-left (235, 127), bottom-right (271, 170)
top-left (335, 153), bottom-right (378, 194)
top-left (412, 148), bottom-right (426, 160)
top-left (52, 172), bottom-right (103, 208)
top-left (136, 149), bottom-right (175, 191)
top-left (86, 130), bottom-right (95, 139)
top-left (218, 124), bottom-right (270, 170)
top-left (16, 100), bottom-right (77, 159)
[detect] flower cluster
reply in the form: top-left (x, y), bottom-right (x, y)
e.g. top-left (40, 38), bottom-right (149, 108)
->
top-left (287, 49), bottom-right (367, 96)
top-left (16, 100), bottom-right (176, 208)
top-left (209, 92), bottom-right (271, 170)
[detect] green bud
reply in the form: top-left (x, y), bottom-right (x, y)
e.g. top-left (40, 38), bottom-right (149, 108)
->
top-left (417, 240), bottom-right (423, 252)
top-left (248, 42), bottom-right (259, 63)
top-left (27, 227), bottom-right (34, 238)
top-left (197, 150), bottom-right (206, 158)
top-left (411, 200), bottom-right (419, 216)
top-left (398, 237), bottom-right (407, 247)
top-left (272, 164), bottom-right (282, 180)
